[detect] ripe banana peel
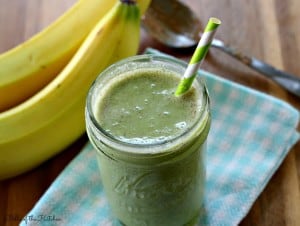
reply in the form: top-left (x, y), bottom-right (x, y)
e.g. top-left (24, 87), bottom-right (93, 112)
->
top-left (137, 0), bottom-right (151, 15)
top-left (0, 0), bottom-right (116, 112)
top-left (0, 0), bottom-right (150, 112)
top-left (1, 99), bottom-right (86, 179)
top-left (0, 0), bottom-right (148, 180)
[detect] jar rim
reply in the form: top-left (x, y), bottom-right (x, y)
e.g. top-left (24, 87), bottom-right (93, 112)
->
top-left (85, 54), bottom-right (210, 156)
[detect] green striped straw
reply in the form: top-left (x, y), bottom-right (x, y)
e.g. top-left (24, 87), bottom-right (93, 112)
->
top-left (175, 17), bottom-right (221, 96)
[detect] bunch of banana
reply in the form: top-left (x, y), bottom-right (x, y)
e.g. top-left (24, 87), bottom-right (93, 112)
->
top-left (0, 0), bottom-right (151, 180)
top-left (0, 0), bottom-right (115, 112)
top-left (0, 0), bottom-right (150, 111)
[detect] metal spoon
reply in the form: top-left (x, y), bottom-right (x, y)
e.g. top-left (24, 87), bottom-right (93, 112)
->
top-left (142, 0), bottom-right (300, 97)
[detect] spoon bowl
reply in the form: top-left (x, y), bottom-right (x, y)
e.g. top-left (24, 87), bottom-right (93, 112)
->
top-left (142, 0), bottom-right (300, 97)
top-left (142, 0), bottom-right (200, 48)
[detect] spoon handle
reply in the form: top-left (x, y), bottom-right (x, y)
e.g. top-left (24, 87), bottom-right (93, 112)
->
top-left (211, 39), bottom-right (300, 97)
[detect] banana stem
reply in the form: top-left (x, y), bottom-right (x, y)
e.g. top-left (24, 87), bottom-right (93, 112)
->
top-left (121, 0), bottom-right (136, 4)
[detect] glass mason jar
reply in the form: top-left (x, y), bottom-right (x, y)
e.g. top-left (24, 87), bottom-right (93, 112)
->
top-left (85, 54), bottom-right (211, 226)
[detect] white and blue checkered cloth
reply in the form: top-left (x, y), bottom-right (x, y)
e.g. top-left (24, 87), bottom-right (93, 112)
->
top-left (21, 49), bottom-right (299, 226)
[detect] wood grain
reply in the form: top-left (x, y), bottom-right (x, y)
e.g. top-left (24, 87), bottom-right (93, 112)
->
top-left (0, 0), bottom-right (299, 225)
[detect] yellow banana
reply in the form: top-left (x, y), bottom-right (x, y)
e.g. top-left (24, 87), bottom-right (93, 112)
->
top-left (136, 0), bottom-right (151, 16)
top-left (0, 0), bottom-right (116, 112)
top-left (0, 0), bottom-right (144, 180)
top-left (0, 0), bottom-right (150, 112)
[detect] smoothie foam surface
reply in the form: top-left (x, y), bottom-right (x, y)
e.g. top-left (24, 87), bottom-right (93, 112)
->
top-left (94, 68), bottom-right (204, 145)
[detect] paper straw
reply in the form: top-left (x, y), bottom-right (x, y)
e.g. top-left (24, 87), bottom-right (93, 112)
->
top-left (175, 17), bottom-right (221, 96)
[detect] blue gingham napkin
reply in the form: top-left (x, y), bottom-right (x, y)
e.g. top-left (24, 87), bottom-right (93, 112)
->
top-left (20, 49), bottom-right (299, 226)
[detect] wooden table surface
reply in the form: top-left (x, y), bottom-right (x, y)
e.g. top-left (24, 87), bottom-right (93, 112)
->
top-left (0, 0), bottom-right (299, 225)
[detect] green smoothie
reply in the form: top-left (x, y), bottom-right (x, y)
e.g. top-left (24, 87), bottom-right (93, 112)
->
top-left (94, 68), bottom-right (202, 146)
top-left (85, 55), bottom-right (210, 226)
